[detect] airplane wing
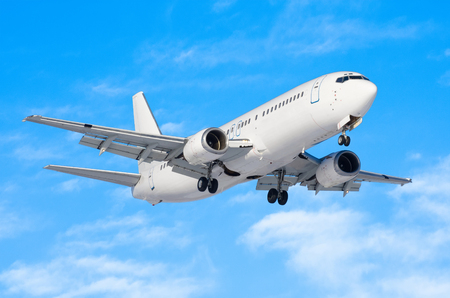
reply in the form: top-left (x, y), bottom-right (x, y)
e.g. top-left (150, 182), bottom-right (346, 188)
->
top-left (45, 165), bottom-right (141, 187)
top-left (23, 115), bottom-right (252, 168)
top-left (256, 152), bottom-right (412, 196)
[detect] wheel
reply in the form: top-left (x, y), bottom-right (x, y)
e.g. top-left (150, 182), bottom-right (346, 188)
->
top-left (208, 178), bottom-right (218, 194)
top-left (344, 136), bottom-right (351, 147)
top-left (278, 190), bottom-right (288, 205)
top-left (197, 177), bottom-right (208, 192)
top-left (338, 135), bottom-right (345, 146)
top-left (267, 188), bottom-right (278, 204)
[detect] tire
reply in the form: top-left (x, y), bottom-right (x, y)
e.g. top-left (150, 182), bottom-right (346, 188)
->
top-left (197, 177), bottom-right (208, 192)
top-left (278, 190), bottom-right (288, 205)
top-left (344, 136), bottom-right (351, 147)
top-left (338, 135), bottom-right (345, 146)
top-left (267, 188), bottom-right (278, 204)
top-left (208, 178), bottom-right (219, 194)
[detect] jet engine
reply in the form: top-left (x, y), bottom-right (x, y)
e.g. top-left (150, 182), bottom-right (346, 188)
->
top-left (316, 151), bottom-right (360, 188)
top-left (183, 127), bottom-right (228, 165)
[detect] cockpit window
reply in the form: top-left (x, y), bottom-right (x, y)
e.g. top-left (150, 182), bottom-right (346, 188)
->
top-left (336, 75), bottom-right (370, 83)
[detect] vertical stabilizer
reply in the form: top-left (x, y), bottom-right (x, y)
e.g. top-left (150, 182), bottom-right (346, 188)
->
top-left (132, 92), bottom-right (161, 135)
top-left (133, 92), bottom-right (161, 173)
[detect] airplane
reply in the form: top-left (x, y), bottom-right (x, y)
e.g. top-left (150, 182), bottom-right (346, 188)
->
top-left (24, 71), bottom-right (411, 206)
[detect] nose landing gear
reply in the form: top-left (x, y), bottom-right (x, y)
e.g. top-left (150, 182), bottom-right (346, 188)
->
top-left (338, 131), bottom-right (351, 147)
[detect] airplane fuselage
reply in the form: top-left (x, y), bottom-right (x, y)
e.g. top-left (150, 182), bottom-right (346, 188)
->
top-left (132, 71), bottom-right (377, 204)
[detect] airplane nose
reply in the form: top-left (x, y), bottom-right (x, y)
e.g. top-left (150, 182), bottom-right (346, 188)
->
top-left (349, 80), bottom-right (377, 117)
top-left (365, 81), bottom-right (377, 103)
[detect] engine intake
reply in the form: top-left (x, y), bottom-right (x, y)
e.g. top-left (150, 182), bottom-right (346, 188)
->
top-left (316, 151), bottom-right (361, 188)
top-left (183, 128), bottom-right (228, 165)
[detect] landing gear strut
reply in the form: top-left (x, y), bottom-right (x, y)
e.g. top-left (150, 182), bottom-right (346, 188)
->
top-left (267, 169), bottom-right (289, 205)
top-left (338, 130), bottom-right (351, 147)
top-left (197, 162), bottom-right (219, 194)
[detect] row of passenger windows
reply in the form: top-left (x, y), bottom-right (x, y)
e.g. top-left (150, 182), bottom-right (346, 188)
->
top-left (226, 91), bottom-right (304, 136)
top-left (336, 75), bottom-right (370, 83)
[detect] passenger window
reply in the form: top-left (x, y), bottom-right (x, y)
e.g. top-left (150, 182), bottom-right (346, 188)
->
top-left (245, 120), bottom-right (247, 125)
top-left (248, 119), bottom-right (251, 124)
top-left (256, 115), bottom-right (258, 120)
top-left (279, 103), bottom-right (281, 108)
top-left (294, 95), bottom-right (296, 100)
top-left (267, 109), bottom-right (269, 114)
top-left (301, 91), bottom-right (304, 97)
top-left (298, 93), bottom-right (300, 98)
top-left (283, 101), bottom-right (285, 106)
top-left (274, 105), bottom-right (277, 110)
top-left (289, 98), bottom-right (292, 103)
top-left (238, 124), bottom-right (240, 129)
top-left (262, 111), bottom-right (265, 117)
top-left (227, 129), bottom-right (229, 135)
top-left (271, 107), bottom-right (273, 112)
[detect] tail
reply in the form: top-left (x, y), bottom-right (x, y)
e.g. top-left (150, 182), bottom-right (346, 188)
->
top-left (132, 92), bottom-right (161, 173)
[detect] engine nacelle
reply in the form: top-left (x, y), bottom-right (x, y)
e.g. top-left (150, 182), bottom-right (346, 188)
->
top-left (183, 127), bottom-right (228, 165)
top-left (316, 151), bottom-right (361, 188)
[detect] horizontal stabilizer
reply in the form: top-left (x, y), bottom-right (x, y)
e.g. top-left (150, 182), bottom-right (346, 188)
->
top-left (44, 165), bottom-right (141, 187)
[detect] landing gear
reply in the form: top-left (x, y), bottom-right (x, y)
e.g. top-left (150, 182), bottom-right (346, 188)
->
top-left (197, 162), bottom-right (219, 194)
top-left (338, 132), bottom-right (351, 147)
top-left (267, 169), bottom-right (289, 205)
top-left (197, 177), bottom-right (208, 192)
top-left (278, 190), bottom-right (288, 205)
top-left (267, 188), bottom-right (278, 204)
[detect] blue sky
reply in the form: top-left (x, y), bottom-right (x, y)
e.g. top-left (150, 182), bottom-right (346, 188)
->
top-left (1, 0), bottom-right (450, 297)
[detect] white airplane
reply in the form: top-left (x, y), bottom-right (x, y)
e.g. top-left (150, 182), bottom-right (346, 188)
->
top-left (24, 71), bottom-right (411, 205)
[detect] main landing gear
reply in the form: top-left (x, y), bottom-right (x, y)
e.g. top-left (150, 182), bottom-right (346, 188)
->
top-left (197, 162), bottom-right (219, 194)
top-left (338, 131), bottom-right (351, 146)
top-left (267, 169), bottom-right (288, 205)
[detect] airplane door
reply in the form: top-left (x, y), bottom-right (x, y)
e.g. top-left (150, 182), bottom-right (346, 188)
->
top-left (311, 75), bottom-right (327, 104)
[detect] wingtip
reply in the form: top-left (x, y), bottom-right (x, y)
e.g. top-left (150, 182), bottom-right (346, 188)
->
top-left (22, 115), bottom-right (42, 122)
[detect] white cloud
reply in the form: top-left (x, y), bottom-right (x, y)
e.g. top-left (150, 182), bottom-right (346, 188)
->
top-left (13, 145), bottom-right (62, 161)
top-left (59, 212), bottom-right (191, 252)
top-left (160, 122), bottom-right (185, 135)
top-left (92, 83), bottom-right (127, 97)
top-left (136, 5), bottom-right (425, 69)
top-left (0, 256), bottom-right (206, 298)
top-left (407, 152), bottom-right (422, 160)
top-left (0, 212), bottom-right (211, 297)
top-left (212, 0), bottom-right (237, 13)
top-left (439, 70), bottom-right (450, 86)
top-left (240, 207), bottom-right (450, 296)
top-left (240, 154), bottom-right (450, 296)
top-left (0, 205), bottom-right (33, 239)
top-left (55, 178), bottom-right (81, 192)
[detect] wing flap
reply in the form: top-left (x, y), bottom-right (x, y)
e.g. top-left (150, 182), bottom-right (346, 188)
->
top-left (79, 136), bottom-right (168, 162)
top-left (45, 165), bottom-right (141, 187)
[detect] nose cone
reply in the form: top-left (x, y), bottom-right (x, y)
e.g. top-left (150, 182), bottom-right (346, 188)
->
top-left (346, 80), bottom-right (378, 117)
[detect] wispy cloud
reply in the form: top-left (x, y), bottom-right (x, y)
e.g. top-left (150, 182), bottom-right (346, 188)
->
top-left (439, 70), bottom-right (450, 86)
top-left (212, 0), bottom-right (237, 13)
top-left (160, 122), bottom-right (185, 136)
top-left (0, 256), bottom-right (207, 298)
top-left (0, 211), bottom-right (212, 297)
top-left (0, 205), bottom-right (34, 239)
top-left (13, 145), bottom-right (62, 161)
top-left (136, 6), bottom-right (426, 69)
top-left (59, 212), bottom-right (191, 252)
